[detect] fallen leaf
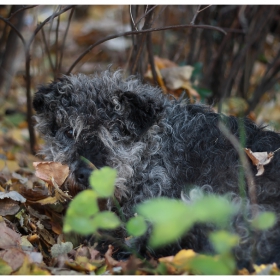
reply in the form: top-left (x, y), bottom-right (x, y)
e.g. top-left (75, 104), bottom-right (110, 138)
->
top-left (0, 191), bottom-right (26, 216)
top-left (0, 160), bottom-right (20, 172)
top-left (245, 148), bottom-right (274, 176)
top-left (0, 259), bottom-right (13, 275)
top-left (33, 161), bottom-right (70, 186)
top-left (0, 190), bottom-right (26, 203)
top-left (160, 66), bottom-right (194, 90)
top-left (0, 222), bottom-right (21, 249)
top-left (0, 248), bottom-right (25, 271)
top-left (105, 245), bottom-right (119, 268)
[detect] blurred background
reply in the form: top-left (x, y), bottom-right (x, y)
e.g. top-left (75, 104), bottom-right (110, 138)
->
top-left (0, 5), bottom-right (280, 160)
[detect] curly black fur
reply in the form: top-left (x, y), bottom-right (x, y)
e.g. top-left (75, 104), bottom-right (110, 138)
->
top-left (33, 70), bottom-right (280, 268)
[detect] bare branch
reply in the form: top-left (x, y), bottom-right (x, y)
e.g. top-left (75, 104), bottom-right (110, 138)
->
top-left (41, 27), bottom-right (55, 73)
top-left (198, 5), bottom-right (212, 13)
top-left (8, 5), bottom-right (37, 20)
top-left (58, 7), bottom-right (75, 74)
top-left (28, 5), bottom-right (75, 48)
top-left (134, 5), bottom-right (158, 27)
top-left (67, 23), bottom-right (227, 74)
top-left (218, 122), bottom-right (257, 211)
top-left (0, 16), bottom-right (26, 47)
top-left (190, 5), bottom-right (201, 25)
top-left (130, 5), bottom-right (138, 31)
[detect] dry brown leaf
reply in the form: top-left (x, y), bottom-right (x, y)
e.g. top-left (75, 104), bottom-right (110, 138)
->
top-left (105, 245), bottom-right (119, 268)
top-left (160, 66), bottom-right (194, 90)
top-left (0, 159), bottom-right (20, 172)
top-left (33, 161), bottom-right (70, 186)
top-left (245, 148), bottom-right (274, 176)
top-left (0, 222), bottom-right (21, 249)
top-left (0, 190), bottom-right (26, 216)
top-left (154, 56), bottom-right (178, 69)
top-left (51, 177), bottom-right (72, 202)
top-left (0, 248), bottom-right (26, 272)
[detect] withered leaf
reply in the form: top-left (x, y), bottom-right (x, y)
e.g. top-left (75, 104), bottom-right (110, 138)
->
top-left (0, 222), bottom-right (21, 249)
top-left (0, 191), bottom-right (26, 216)
top-left (245, 148), bottom-right (274, 176)
top-left (0, 248), bottom-right (26, 272)
top-left (0, 191), bottom-right (26, 203)
top-left (33, 161), bottom-right (70, 186)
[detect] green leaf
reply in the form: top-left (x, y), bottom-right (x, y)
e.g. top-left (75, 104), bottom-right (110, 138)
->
top-left (63, 189), bottom-right (99, 235)
top-left (251, 211), bottom-right (276, 230)
top-left (189, 254), bottom-right (236, 275)
top-left (63, 215), bottom-right (97, 235)
top-left (191, 196), bottom-right (237, 226)
top-left (67, 189), bottom-right (99, 217)
top-left (137, 198), bottom-right (193, 248)
top-left (0, 259), bottom-right (12, 275)
top-left (92, 211), bottom-right (121, 230)
top-left (209, 231), bottom-right (239, 254)
top-left (89, 167), bottom-right (117, 198)
top-left (136, 198), bottom-right (190, 223)
top-left (126, 215), bottom-right (147, 237)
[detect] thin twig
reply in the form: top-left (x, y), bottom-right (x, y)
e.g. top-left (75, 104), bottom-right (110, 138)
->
top-left (190, 5), bottom-right (201, 25)
top-left (28, 5), bottom-right (75, 48)
top-left (58, 7), bottom-right (75, 74)
top-left (134, 5), bottom-right (158, 27)
top-left (146, 32), bottom-right (158, 85)
top-left (0, 15), bottom-right (26, 46)
top-left (8, 5), bottom-right (37, 20)
top-left (151, 5), bottom-right (167, 26)
top-left (54, 7), bottom-right (61, 79)
top-left (131, 5), bottom-right (155, 75)
top-left (67, 23), bottom-right (227, 74)
top-left (41, 27), bottom-right (55, 73)
top-left (198, 5), bottom-right (212, 13)
top-left (130, 5), bottom-right (138, 31)
top-left (218, 122), bottom-right (257, 208)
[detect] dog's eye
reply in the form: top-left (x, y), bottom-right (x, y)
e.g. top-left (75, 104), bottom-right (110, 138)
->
top-left (65, 129), bottom-right (74, 139)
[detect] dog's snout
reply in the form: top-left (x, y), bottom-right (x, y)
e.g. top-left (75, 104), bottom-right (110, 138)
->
top-left (75, 167), bottom-right (92, 186)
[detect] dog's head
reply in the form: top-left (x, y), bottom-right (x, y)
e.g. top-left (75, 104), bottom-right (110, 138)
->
top-left (33, 70), bottom-right (165, 196)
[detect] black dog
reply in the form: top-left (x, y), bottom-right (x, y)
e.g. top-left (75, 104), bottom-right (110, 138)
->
top-left (33, 70), bottom-right (280, 268)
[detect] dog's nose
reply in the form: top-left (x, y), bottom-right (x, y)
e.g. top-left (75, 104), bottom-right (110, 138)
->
top-left (74, 167), bottom-right (93, 186)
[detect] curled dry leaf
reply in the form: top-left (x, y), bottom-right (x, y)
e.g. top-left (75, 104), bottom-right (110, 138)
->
top-left (0, 191), bottom-right (26, 216)
top-left (245, 148), bottom-right (274, 176)
top-left (33, 161), bottom-right (70, 186)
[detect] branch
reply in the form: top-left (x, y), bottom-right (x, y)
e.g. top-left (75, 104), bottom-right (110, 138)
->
top-left (27, 5), bottom-right (75, 49)
top-left (191, 5), bottom-right (201, 25)
top-left (218, 122), bottom-right (257, 210)
top-left (58, 7), bottom-right (75, 74)
top-left (0, 16), bottom-right (26, 47)
top-left (134, 5), bottom-right (158, 27)
top-left (67, 23), bottom-right (227, 74)
top-left (8, 5), bottom-right (37, 20)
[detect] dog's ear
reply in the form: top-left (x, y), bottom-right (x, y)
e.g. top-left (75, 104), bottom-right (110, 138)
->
top-left (120, 91), bottom-right (162, 136)
top-left (33, 90), bottom-right (46, 113)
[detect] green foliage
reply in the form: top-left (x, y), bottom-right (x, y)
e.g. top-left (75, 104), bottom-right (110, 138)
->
top-left (137, 198), bottom-right (193, 247)
top-left (92, 211), bottom-right (120, 230)
top-left (189, 254), bottom-right (236, 275)
top-left (63, 167), bottom-right (119, 235)
top-left (191, 195), bottom-right (237, 226)
top-left (126, 215), bottom-right (147, 237)
top-left (137, 195), bottom-right (237, 248)
top-left (63, 165), bottom-right (278, 275)
top-left (89, 167), bottom-right (117, 197)
top-left (0, 259), bottom-right (12, 275)
top-left (209, 231), bottom-right (239, 255)
top-left (251, 211), bottom-right (276, 230)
